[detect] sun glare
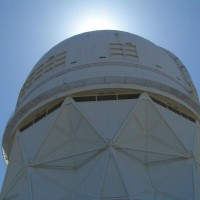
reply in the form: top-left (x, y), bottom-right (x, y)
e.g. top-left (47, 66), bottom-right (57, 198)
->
top-left (73, 14), bottom-right (118, 34)
top-left (83, 17), bottom-right (114, 31)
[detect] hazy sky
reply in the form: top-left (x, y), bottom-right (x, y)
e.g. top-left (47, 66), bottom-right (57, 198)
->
top-left (0, 0), bottom-right (200, 190)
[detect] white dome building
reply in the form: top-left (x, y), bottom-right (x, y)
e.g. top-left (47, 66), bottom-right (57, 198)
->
top-left (1, 30), bottom-right (200, 200)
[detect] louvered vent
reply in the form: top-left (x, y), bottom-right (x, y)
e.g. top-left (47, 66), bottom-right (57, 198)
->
top-left (110, 43), bottom-right (123, 57)
top-left (110, 43), bottom-right (138, 59)
top-left (19, 51), bottom-right (66, 99)
top-left (124, 43), bottom-right (138, 58)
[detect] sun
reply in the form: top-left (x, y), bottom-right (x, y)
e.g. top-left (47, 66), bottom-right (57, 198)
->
top-left (73, 14), bottom-right (118, 34)
top-left (82, 17), bottom-right (115, 31)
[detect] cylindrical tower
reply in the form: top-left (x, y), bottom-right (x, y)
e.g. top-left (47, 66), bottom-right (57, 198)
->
top-left (1, 30), bottom-right (200, 200)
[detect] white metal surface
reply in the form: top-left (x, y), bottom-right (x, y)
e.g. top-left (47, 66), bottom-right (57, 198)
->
top-left (1, 30), bottom-right (200, 200)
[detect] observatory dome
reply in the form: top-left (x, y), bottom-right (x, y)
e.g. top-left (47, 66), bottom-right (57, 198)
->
top-left (1, 30), bottom-right (200, 200)
top-left (17, 30), bottom-right (199, 108)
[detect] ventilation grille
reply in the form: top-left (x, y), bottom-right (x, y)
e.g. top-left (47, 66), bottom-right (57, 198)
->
top-left (19, 51), bottom-right (66, 99)
top-left (110, 43), bottom-right (138, 59)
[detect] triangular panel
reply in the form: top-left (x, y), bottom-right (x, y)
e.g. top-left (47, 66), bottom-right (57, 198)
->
top-left (146, 101), bottom-right (161, 131)
top-left (148, 159), bottom-right (186, 187)
top-left (38, 139), bottom-right (104, 166)
top-left (41, 149), bottom-right (101, 169)
top-left (76, 152), bottom-right (108, 198)
top-left (148, 119), bottom-right (188, 154)
top-left (35, 125), bottom-right (71, 161)
top-left (133, 100), bottom-right (147, 130)
top-left (76, 99), bottom-right (137, 140)
top-left (69, 104), bottom-right (83, 134)
top-left (74, 117), bottom-right (104, 143)
top-left (20, 109), bottom-right (59, 160)
top-left (54, 104), bottom-right (72, 135)
top-left (37, 140), bottom-right (74, 164)
top-left (100, 156), bottom-right (128, 198)
top-left (115, 150), bottom-right (151, 196)
top-left (116, 113), bottom-right (144, 144)
top-left (154, 103), bottom-right (196, 151)
top-left (146, 137), bottom-right (187, 163)
top-left (34, 168), bottom-right (74, 192)
top-left (34, 103), bottom-right (80, 161)
top-left (155, 161), bottom-right (194, 199)
top-left (31, 170), bottom-right (70, 200)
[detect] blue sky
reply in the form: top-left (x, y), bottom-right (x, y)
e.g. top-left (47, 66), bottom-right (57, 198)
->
top-left (0, 0), bottom-right (200, 190)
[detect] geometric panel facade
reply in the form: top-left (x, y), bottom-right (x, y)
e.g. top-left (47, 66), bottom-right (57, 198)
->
top-left (1, 94), bottom-right (199, 200)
